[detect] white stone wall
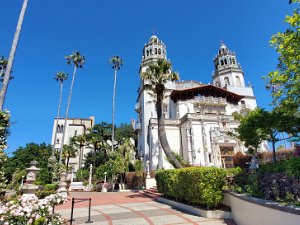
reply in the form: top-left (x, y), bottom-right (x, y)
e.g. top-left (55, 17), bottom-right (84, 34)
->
top-left (51, 117), bottom-right (94, 171)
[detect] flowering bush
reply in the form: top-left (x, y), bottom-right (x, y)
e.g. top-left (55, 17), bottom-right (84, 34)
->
top-left (0, 110), bottom-right (10, 190)
top-left (0, 193), bottom-right (67, 224)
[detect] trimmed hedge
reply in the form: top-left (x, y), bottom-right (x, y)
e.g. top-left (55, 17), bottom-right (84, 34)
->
top-left (155, 167), bottom-right (227, 209)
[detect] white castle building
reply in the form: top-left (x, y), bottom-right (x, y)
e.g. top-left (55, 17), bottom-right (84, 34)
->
top-left (51, 116), bottom-right (95, 171)
top-left (135, 35), bottom-right (268, 170)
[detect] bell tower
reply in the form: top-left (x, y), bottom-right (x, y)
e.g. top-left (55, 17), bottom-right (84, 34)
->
top-left (136, 35), bottom-right (175, 169)
top-left (212, 42), bottom-right (245, 88)
top-left (212, 42), bottom-right (257, 110)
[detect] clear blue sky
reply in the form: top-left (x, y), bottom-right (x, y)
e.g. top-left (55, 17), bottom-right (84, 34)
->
top-left (0, 0), bottom-right (295, 155)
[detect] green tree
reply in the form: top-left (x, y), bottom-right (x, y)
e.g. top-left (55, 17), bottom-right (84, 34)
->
top-left (59, 51), bottom-right (85, 163)
top-left (233, 108), bottom-right (296, 164)
top-left (141, 59), bottom-right (182, 168)
top-left (109, 56), bottom-right (123, 151)
top-left (71, 134), bottom-right (86, 169)
top-left (52, 72), bottom-right (68, 156)
top-left (62, 144), bottom-right (78, 172)
top-left (0, 0), bottom-right (29, 110)
top-left (4, 143), bottom-right (52, 183)
top-left (264, 0), bottom-right (300, 112)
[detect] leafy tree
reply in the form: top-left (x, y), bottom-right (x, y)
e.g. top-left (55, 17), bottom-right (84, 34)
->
top-left (59, 51), bottom-right (85, 163)
top-left (4, 143), bottom-right (52, 183)
top-left (0, 0), bottom-right (29, 110)
top-left (232, 108), bottom-right (296, 164)
top-left (62, 144), bottom-right (77, 171)
top-left (141, 58), bottom-right (182, 168)
top-left (52, 72), bottom-right (68, 156)
top-left (264, 0), bottom-right (300, 112)
top-left (109, 56), bottom-right (123, 151)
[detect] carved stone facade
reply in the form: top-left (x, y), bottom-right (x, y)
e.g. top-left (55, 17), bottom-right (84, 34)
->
top-left (135, 36), bottom-right (268, 170)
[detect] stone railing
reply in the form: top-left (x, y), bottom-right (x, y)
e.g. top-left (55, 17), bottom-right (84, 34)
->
top-left (223, 192), bottom-right (300, 225)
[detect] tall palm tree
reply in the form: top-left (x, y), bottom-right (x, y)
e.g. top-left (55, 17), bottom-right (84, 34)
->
top-left (52, 72), bottom-right (68, 156)
top-left (59, 51), bottom-right (85, 163)
top-left (109, 56), bottom-right (123, 152)
top-left (0, 0), bottom-right (29, 110)
top-left (62, 144), bottom-right (78, 172)
top-left (141, 59), bottom-right (183, 168)
top-left (71, 134), bottom-right (86, 169)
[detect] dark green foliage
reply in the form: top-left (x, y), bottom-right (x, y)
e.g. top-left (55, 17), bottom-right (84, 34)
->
top-left (258, 157), bottom-right (300, 178)
top-left (155, 167), bottom-right (227, 209)
top-left (35, 190), bottom-right (56, 199)
top-left (36, 168), bottom-right (52, 185)
top-left (76, 169), bottom-right (89, 181)
top-left (44, 183), bottom-right (58, 191)
top-left (4, 143), bottom-right (52, 183)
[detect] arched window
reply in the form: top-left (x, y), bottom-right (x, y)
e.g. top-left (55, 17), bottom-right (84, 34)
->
top-left (158, 48), bottom-right (161, 55)
top-left (224, 77), bottom-right (230, 86)
top-left (155, 48), bottom-right (157, 54)
top-left (221, 60), bottom-right (224, 66)
top-left (56, 125), bottom-right (61, 133)
top-left (146, 50), bottom-right (149, 56)
top-left (60, 125), bottom-right (64, 132)
top-left (236, 76), bottom-right (241, 87)
top-left (224, 59), bottom-right (227, 65)
top-left (232, 58), bottom-right (235, 64)
top-left (56, 139), bottom-right (60, 144)
top-left (150, 49), bottom-right (153, 55)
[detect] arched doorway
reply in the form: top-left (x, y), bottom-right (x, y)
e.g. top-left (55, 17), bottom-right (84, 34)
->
top-left (220, 147), bottom-right (234, 168)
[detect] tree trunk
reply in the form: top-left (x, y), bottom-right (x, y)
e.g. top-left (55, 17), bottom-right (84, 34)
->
top-left (155, 84), bottom-right (183, 169)
top-left (59, 66), bottom-right (77, 163)
top-left (111, 68), bottom-right (117, 152)
top-left (52, 81), bottom-right (64, 156)
top-left (272, 141), bottom-right (277, 164)
top-left (0, 0), bottom-right (28, 110)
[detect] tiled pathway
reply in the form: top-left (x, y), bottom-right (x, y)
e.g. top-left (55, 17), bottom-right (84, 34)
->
top-left (55, 191), bottom-right (236, 225)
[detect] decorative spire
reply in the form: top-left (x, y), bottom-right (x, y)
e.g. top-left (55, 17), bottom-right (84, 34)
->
top-left (141, 35), bottom-right (167, 64)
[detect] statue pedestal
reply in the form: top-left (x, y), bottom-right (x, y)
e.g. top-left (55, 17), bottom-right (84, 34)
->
top-left (101, 183), bottom-right (108, 192)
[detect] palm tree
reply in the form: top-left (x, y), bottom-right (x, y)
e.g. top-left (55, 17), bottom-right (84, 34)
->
top-left (62, 144), bottom-right (78, 172)
top-left (141, 59), bottom-right (183, 168)
top-left (52, 72), bottom-right (68, 156)
top-left (59, 51), bottom-right (85, 163)
top-left (71, 134), bottom-right (86, 169)
top-left (0, 56), bottom-right (8, 77)
top-left (0, 0), bottom-right (29, 110)
top-left (109, 56), bottom-right (123, 152)
top-left (0, 56), bottom-right (14, 84)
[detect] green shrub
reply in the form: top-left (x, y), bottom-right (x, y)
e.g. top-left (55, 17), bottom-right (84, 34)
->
top-left (35, 190), bottom-right (55, 199)
top-left (44, 183), bottom-right (58, 191)
top-left (226, 167), bottom-right (242, 176)
top-left (155, 167), bottom-right (227, 209)
top-left (285, 157), bottom-right (300, 178)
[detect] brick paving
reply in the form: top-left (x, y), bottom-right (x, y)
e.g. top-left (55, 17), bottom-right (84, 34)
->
top-left (55, 191), bottom-right (236, 225)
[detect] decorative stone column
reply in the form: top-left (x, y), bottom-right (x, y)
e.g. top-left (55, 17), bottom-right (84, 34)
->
top-left (21, 161), bottom-right (40, 195)
top-left (58, 171), bottom-right (68, 197)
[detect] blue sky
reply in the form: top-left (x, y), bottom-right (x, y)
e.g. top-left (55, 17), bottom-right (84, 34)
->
top-left (0, 0), bottom-right (295, 155)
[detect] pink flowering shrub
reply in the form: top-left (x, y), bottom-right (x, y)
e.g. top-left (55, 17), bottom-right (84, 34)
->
top-left (0, 193), bottom-right (67, 224)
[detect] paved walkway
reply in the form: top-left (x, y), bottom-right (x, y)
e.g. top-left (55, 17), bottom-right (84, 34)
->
top-left (55, 191), bottom-right (236, 225)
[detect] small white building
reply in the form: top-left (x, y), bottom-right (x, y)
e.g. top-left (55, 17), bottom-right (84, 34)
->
top-left (51, 116), bottom-right (95, 171)
top-left (135, 36), bottom-right (267, 170)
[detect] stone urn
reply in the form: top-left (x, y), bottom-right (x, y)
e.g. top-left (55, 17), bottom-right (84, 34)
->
top-left (21, 161), bottom-right (40, 195)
